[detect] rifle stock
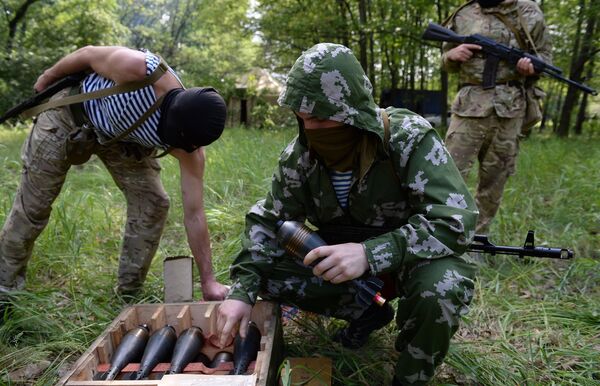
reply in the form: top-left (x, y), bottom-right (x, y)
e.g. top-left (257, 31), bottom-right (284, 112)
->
top-left (0, 72), bottom-right (87, 124)
top-left (422, 22), bottom-right (597, 95)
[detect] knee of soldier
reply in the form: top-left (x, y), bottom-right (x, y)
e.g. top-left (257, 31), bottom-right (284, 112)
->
top-left (410, 266), bottom-right (476, 321)
top-left (152, 192), bottom-right (170, 217)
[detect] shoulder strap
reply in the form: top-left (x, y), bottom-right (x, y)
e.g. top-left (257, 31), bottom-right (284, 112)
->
top-left (102, 93), bottom-right (166, 146)
top-left (490, 12), bottom-right (528, 50)
top-left (442, 0), bottom-right (476, 27)
top-left (517, 6), bottom-right (539, 55)
top-left (490, 4), bottom-right (538, 55)
top-left (21, 58), bottom-right (169, 119)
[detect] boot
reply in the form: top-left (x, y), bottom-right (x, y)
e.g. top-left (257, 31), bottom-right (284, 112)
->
top-left (333, 301), bottom-right (394, 349)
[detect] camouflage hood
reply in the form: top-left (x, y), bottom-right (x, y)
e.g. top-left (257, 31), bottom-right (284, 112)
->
top-left (278, 43), bottom-right (385, 141)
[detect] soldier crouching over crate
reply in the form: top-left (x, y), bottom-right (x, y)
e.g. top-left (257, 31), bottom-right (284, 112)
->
top-left (0, 46), bottom-right (229, 315)
top-left (216, 43), bottom-right (478, 386)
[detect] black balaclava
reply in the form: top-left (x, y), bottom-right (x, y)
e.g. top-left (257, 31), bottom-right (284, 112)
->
top-left (158, 87), bottom-right (226, 152)
top-left (477, 0), bottom-right (505, 7)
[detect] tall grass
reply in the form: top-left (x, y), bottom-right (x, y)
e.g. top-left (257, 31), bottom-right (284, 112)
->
top-left (0, 125), bottom-right (598, 385)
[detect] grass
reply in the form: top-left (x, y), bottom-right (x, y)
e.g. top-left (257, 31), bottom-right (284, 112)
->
top-left (0, 124), bottom-right (599, 385)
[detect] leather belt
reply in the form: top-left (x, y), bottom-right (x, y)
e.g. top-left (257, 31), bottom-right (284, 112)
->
top-left (460, 80), bottom-right (523, 89)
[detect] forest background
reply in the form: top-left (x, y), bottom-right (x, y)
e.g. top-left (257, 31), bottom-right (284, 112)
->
top-left (0, 0), bottom-right (599, 136)
top-left (0, 0), bottom-right (598, 385)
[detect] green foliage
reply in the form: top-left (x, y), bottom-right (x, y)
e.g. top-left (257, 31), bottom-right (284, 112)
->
top-left (0, 126), bottom-right (598, 384)
top-left (118, 0), bottom-right (258, 95)
top-left (0, 0), bottom-right (127, 114)
top-left (0, 0), bottom-right (258, 116)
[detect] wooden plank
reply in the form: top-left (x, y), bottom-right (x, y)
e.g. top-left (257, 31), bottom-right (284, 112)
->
top-left (150, 305), bottom-right (166, 331)
top-left (121, 307), bottom-right (139, 331)
top-left (175, 305), bottom-right (191, 335)
top-left (95, 341), bottom-right (110, 364)
top-left (204, 303), bottom-right (217, 335)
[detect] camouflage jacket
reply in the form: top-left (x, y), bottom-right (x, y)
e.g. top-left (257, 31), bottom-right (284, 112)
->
top-left (227, 43), bottom-right (478, 305)
top-left (442, 0), bottom-right (552, 118)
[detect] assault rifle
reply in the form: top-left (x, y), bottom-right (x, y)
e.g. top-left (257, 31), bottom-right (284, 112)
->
top-left (314, 224), bottom-right (574, 260)
top-left (0, 72), bottom-right (86, 125)
top-left (422, 22), bottom-right (597, 95)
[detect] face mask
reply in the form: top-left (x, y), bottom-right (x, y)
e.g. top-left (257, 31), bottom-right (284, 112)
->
top-left (158, 87), bottom-right (226, 152)
top-left (303, 125), bottom-right (362, 171)
top-left (477, 0), bottom-right (504, 7)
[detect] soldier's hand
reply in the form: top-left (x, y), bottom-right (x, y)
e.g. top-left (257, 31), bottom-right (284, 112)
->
top-left (216, 299), bottom-right (252, 348)
top-left (446, 44), bottom-right (482, 62)
top-left (516, 57), bottom-right (536, 76)
top-left (34, 70), bottom-right (58, 92)
top-left (305, 243), bottom-right (369, 284)
top-left (201, 280), bottom-right (229, 301)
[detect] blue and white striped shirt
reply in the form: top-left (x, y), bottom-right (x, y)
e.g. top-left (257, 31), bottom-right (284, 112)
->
top-left (82, 51), bottom-right (170, 149)
top-left (330, 170), bottom-right (353, 208)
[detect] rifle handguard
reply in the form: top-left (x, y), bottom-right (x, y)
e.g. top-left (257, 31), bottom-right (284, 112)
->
top-left (469, 231), bottom-right (574, 259)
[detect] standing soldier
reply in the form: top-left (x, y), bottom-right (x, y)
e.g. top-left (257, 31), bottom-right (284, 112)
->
top-left (442, 0), bottom-right (552, 233)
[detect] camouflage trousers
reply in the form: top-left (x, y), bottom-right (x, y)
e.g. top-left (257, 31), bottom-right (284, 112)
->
top-left (261, 255), bottom-right (476, 386)
top-left (445, 113), bottom-right (523, 234)
top-left (0, 90), bottom-right (170, 296)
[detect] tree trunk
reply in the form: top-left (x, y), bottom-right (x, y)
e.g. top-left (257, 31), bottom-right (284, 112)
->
top-left (556, 1), bottom-right (596, 137)
top-left (574, 56), bottom-right (595, 134)
top-left (5, 0), bottom-right (40, 55)
top-left (358, 0), bottom-right (368, 72)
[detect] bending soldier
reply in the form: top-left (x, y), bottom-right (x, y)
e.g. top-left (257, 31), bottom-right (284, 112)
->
top-left (0, 46), bottom-right (229, 306)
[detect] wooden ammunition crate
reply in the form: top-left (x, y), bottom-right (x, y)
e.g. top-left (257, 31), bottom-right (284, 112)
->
top-left (58, 301), bottom-right (283, 386)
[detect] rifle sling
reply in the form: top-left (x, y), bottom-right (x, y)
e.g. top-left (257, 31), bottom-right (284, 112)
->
top-left (102, 94), bottom-right (166, 146)
top-left (21, 58), bottom-right (169, 119)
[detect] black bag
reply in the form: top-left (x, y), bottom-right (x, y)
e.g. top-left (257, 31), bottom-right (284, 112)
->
top-left (64, 124), bottom-right (99, 165)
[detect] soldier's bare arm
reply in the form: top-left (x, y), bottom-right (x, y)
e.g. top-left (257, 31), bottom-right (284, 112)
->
top-left (172, 147), bottom-right (228, 301)
top-left (34, 46), bottom-right (147, 91)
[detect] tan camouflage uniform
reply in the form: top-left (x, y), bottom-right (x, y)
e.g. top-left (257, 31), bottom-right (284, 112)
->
top-left (442, 0), bottom-right (552, 233)
top-left (228, 43), bottom-right (478, 385)
top-left (0, 89), bottom-right (170, 296)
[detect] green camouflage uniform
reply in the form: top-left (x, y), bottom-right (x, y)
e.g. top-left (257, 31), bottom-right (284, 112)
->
top-left (442, 0), bottom-right (551, 233)
top-left (227, 43), bottom-right (478, 385)
top-left (0, 89), bottom-right (170, 296)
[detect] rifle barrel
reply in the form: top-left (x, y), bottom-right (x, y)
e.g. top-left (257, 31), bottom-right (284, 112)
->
top-left (470, 234), bottom-right (574, 259)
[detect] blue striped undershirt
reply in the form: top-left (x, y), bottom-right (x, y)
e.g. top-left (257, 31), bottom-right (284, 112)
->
top-left (330, 170), bottom-right (353, 208)
top-left (82, 51), bottom-right (172, 149)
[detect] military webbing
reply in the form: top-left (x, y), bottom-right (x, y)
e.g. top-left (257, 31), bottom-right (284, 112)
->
top-left (101, 94), bottom-right (166, 146)
top-left (21, 58), bottom-right (169, 119)
top-left (441, 0), bottom-right (476, 27)
top-left (490, 12), bottom-right (528, 51)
